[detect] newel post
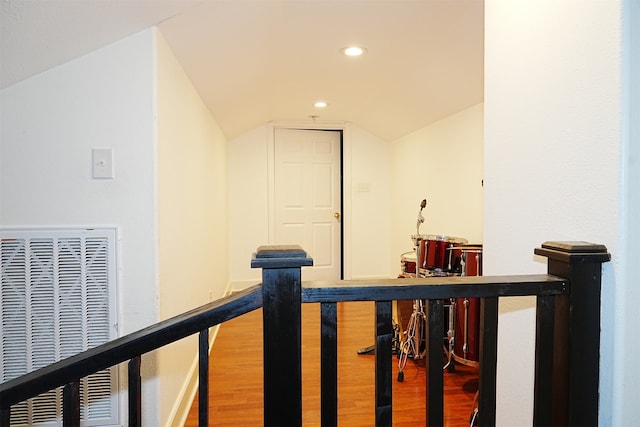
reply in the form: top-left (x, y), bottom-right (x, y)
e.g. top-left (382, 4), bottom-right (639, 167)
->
top-left (251, 245), bottom-right (313, 427)
top-left (534, 241), bottom-right (610, 426)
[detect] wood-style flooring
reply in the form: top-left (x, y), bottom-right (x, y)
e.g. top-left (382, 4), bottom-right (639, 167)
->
top-left (184, 301), bottom-right (479, 426)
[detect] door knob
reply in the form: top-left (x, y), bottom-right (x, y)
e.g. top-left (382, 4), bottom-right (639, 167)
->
top-left (334, 212), bottom-right (340, 219)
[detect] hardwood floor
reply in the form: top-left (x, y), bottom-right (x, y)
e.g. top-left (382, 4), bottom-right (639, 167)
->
top-left (184, 301), bottom-right (479, 426)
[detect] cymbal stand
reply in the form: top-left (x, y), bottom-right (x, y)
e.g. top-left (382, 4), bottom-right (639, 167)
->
top-left (397, 200), bottom-right (428, 382)
top-left (415, 199), bottom-right (425, 278)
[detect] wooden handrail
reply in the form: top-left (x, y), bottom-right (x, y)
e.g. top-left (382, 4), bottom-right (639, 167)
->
top-left (301, 274), bottom-right (568, 302)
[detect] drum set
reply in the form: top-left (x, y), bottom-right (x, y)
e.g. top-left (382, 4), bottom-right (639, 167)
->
top-left (395, 200), bottom-right (483, 383)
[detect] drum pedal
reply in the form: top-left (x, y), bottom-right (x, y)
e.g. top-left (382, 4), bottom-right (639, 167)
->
top-left (357, 344), bottom-right (375, 355)
top-left (357, 323), bottom-right (401, 355)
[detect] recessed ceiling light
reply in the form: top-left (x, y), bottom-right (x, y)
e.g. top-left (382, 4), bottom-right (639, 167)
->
top-left (314, 101), bottom-right (328, 108)
top-left (340, 46), bottom-right (366, 57)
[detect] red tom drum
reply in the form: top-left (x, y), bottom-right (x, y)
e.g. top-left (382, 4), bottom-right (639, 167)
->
top-left (452, 245), bottom-right (483, 367)
top-left (420, 234), bottom-right (468, 273)
top-left (448, 245), bottom-right (483, 276)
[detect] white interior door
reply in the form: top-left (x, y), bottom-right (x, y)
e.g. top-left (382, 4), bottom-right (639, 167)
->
top-left (274, 128), bottom-right (341, 280)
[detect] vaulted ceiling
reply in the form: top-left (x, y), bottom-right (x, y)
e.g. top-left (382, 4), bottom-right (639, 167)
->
top-left (1, 0), bottom-right (484, 141)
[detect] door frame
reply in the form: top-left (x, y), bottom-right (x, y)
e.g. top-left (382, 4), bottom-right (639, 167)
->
top-left (267, 121), bottom-right (351, 279)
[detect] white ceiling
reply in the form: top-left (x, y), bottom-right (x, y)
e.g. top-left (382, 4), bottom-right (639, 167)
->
top-left (1, 0), bottom-right (484, 141)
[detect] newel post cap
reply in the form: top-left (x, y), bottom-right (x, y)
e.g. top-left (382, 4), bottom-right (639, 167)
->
top-left (534, 241), bottom-right (611, 264)
top-left (251, 245), bottom-right (314, 269)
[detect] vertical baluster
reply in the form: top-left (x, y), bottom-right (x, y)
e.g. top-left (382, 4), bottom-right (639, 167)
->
top-left (478, 297), bottom-right (498, 426)
top-left (62, 381), bottom-right (80, 427)
top-left (129, 356), bottom-right (142, 427)
top-left (199, 328), bottom-right (209, 427)
top-left (0, 408), bottom-right (10, 427)
top-left (551, 294), bottom-right (570, 425)
top-left (533, 294), bottom-right (557, 426)
top-left (426, 299), bottom-right (444, 427)
top-left (374, 300), bottom-right (393, 427)
top-left (320, 302), bottom-right (338, 427)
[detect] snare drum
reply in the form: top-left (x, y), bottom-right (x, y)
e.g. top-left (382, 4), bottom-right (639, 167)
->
top-left (399, 251), bottom-right (417, 276)
top-left (422, 235), bottom-right (468, 273)
top-left (452, 245), bottom-right (483, 367)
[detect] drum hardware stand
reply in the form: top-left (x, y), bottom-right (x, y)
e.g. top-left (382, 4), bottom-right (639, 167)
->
top-left (442, 298), bottom-right (456, 372)
top-left (461, 298), bottom-right (471, 359)
top-left (414, 198), bottom-right (426, 278)
top-left (397, 199), bottom-right (429, 382)
top-left (457, 254), bottom-right (471, 363)
top-left (460, 252), bottom-right (470, 360)
top-left (397, 299), bottom-right (427, 382)
top-left (449, 250), bottom-right (481, 369)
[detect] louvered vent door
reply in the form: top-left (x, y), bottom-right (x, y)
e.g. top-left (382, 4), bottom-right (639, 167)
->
top-left (1, 228), bottom-right (119, 426)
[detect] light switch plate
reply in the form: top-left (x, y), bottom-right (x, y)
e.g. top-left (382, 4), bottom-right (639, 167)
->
top-left (356, 182), bottom-right (371, 192)
top-left (92, 148), bottom-right (114, 179)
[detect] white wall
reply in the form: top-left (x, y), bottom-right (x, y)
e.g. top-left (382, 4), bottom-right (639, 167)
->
top-left (227, 125), bottom-right (270, 283)
top-left (390, 104), bottom-right (484, 272)
top-left (347, 125), bottom-right (392, 279)
top-left (155, 30), bottom-right (229, 426)
top-left (615, 0), bottom-right (640, 424)
top-left (228, 122), bottom-right (391, 283)
top-left (485, 1), bottom-right (623, 425)
top-left (0, 27), bottom-right (233, 425)
top-left (0, 29), bottom-right (161, 424)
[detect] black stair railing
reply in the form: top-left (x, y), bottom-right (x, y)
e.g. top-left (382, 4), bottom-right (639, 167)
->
top-left (0, 241), bottom-right (609, 427)
top-left (0, 284), bottom-right (264, 427)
